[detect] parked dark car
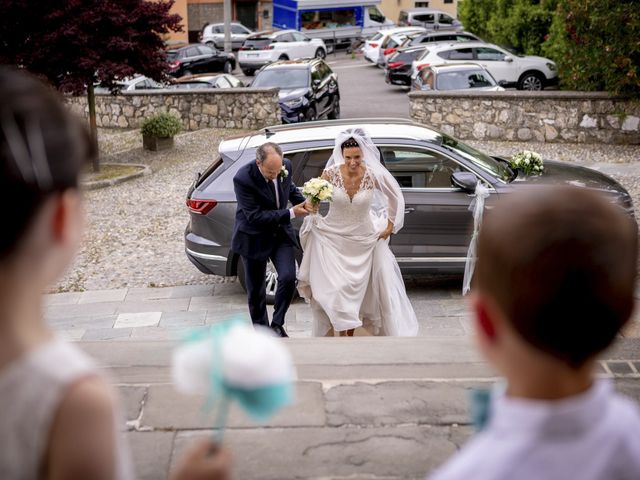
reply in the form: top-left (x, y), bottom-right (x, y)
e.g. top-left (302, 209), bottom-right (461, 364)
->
top-left (170, 73), bottom-right (244, 89)
top-left (167, 44), bottom-right (236, 77)
top-left (184, 119), bottom-right (634, 303)
top-left (251, 59), bottom-right (340, 123)
top-left (385, 46), bottom-right (428, 86)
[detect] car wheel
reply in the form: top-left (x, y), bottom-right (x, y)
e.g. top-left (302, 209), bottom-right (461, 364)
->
top-left (224, 61), bottom-right (233, 74)
top-left (518, 72), bottom-right (544, 91)
top-left (305, 106), bottom-right (317, 122)
top-left (278, 55), bottom-right (289, 61)
top-left (237, 258), bottom-right (299, 306)
top-left (315, 48), bottom-right (326, 59)
top-left (206, 41), bottom-right (216, 48)
top-left (328, 97), bottom-right (340, 119)
top-left (242, 69), bottom-right (254, 76)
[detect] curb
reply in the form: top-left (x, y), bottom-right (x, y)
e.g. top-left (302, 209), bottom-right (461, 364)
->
top-left (82, 163), bottom-right (151, 190)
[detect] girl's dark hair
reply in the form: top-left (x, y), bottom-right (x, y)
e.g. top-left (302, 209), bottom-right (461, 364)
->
top-left (341, 137), bottom-right (359, 151)
top-left (0, 68), bottom-right (96, 260)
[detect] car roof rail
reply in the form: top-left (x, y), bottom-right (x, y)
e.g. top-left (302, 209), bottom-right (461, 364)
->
top-left (258, 117), bottom-right (419, 134)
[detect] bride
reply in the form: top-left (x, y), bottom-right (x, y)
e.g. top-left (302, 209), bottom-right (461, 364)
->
top-left (297, 128), bottom-right (419, 337)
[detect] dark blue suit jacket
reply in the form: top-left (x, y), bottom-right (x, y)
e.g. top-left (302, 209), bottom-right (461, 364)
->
top-left (231, 159), bottom-right (306, 261)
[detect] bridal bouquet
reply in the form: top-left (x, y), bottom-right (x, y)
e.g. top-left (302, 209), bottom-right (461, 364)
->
top-left (302, 177), bottom-right (333, 205)
top-left (509, 150), bottom-right (544, 176)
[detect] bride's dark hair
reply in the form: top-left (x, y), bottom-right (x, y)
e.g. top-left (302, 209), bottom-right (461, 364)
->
top-left (340, 137), bottom-right (359, 151)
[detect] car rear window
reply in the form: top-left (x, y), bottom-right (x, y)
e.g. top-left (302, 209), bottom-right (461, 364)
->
top-left (197, 156), bottom-right (226, 188)
top-left (252, 68), bottom-right (309, 89)
top-left (370, 32), bottom-right (383, 41)
top-left (243, 37), bottom-right (272, 50)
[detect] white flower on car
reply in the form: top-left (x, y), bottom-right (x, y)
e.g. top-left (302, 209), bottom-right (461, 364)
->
top-left (509, 150), bottom-right (543, 176)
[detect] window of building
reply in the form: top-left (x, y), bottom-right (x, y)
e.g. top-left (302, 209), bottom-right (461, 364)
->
top-left (415, 2), bottom-right (430, 7)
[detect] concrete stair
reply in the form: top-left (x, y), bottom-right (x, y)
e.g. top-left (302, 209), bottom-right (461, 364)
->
top-left (79, 337), bottom-right (640, 480)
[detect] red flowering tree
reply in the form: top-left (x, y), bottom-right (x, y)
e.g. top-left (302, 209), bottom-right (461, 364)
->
top-left (0, 0), bottom-right (183, 171)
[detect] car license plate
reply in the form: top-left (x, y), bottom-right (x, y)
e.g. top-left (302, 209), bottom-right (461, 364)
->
top-left (247, 53), bottom-right (259, 57)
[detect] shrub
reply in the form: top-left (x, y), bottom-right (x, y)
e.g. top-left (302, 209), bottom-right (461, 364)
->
top-left (542, 0), bottom-right (640, 97)
top-left (141, 112), bottom-right (182, 138)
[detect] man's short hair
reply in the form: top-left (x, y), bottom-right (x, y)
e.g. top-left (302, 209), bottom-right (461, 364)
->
top-left (256, 142), bottom-right (282, 164)
top-left (475, 186), bottom-right (637, 367)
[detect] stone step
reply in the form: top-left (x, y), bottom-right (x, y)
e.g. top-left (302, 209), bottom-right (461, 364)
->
top-left (77, 338), bottom-right (640, 480)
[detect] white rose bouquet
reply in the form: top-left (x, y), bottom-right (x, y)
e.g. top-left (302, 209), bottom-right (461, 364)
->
top-left (509, 150), bottom-right (544, 176)
top-left (302, 177), bottom-right (333, 206)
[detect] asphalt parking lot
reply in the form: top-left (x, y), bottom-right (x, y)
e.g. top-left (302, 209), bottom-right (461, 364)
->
top-left (235, 52), bottom-right (412, 120)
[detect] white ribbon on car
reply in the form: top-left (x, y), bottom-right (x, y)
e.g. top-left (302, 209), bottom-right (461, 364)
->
top-left (462, 182), bottom-right (490, 295)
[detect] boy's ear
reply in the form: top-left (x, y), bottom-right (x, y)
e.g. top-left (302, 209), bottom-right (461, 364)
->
top-left (471, 294), bottom-right (497, 343)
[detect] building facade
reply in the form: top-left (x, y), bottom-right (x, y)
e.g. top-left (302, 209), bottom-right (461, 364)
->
top-left (379, 0), bottom-right (459, 24)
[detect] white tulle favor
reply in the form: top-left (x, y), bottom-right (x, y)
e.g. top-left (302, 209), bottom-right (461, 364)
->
top-left (171, 323), bottom-right (296, 422)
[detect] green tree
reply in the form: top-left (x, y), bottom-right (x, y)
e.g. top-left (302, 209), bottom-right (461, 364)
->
top-left (542, 0), bottom-right (640, 96)
top-left (488, 0), bottom-right (556, 55)
top-left (458, 0), bottom-right (497, 41)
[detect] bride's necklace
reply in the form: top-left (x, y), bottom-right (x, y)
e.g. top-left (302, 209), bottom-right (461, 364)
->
top-left (341, 166), bottom-right (364, 190)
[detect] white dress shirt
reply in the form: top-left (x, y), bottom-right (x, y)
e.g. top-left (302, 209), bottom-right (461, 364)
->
top-left (429, 379), bottom-right (640, 480)
top-left (265, 177), bottom-right (295, 219)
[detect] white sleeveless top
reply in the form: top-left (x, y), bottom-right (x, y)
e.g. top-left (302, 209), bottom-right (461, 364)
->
top-left (0, 338), bottom-right (133, 480)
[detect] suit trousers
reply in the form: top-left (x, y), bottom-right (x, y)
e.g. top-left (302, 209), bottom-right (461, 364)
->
top-left (242, 229), bottom-right (297, 328)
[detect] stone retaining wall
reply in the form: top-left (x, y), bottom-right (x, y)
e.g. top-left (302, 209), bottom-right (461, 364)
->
top-left (67, 88), bottom-right (281, 131)
top-left (409, 91), bottom-right (640, 144)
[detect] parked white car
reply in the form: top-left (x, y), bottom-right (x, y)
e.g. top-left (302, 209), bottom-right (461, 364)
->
top-left (94, 75), bottom-right (164, 93)
top-left (238, 30), bottom-right (327, 76)
top-left (201, 22), bottom-right (252, 50)
top-left (363, 26), bottom-right (425, 65)
top-left (412, 42), bottom-right (558, 90)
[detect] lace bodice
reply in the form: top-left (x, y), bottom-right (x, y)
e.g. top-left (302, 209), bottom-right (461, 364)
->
top-left (323, 165), bottom-right (375, 227)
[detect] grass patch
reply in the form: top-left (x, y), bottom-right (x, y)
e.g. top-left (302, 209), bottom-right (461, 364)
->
top-left (83, 164), bottom-right (144, 182)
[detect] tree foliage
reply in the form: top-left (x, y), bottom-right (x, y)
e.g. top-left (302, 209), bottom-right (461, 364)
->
top-left (542, 0), bottom-right (640, 96)
top-left (459, 0), bottom-right (556, 55)
top-left (0, 0), bottom-right (183, 169)
top-left (0, 0), bottom-right (182, 93)
top-left (457, 0), bottom-right (640, 96)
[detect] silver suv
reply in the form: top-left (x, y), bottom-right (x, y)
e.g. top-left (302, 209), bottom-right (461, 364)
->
top-left (184, 119), bottom-right (632, 303)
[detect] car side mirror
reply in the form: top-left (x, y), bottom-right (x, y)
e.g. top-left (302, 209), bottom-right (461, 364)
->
top-left (451, 171), bottom-right (478, 192)
top-left (498, 80), bottom-right (508, 87)
top-left (505, 57), bottom-right (513, 62)
top-left (313, 79), bottom-right (321, 88)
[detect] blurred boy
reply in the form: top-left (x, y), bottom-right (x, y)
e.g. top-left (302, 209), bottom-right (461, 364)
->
top-left (430, 186), bottom-right (640, 480)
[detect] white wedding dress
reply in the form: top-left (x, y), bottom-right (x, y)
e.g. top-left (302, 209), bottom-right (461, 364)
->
top-left (297, 164), bottom-right (419, 336)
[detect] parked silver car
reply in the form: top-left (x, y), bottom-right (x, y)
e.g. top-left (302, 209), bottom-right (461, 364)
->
top-left (398, 9), bottom-right (463, 32)
top-left (184, 119), bottom-right (633, 302)
top-left (201, 22), bottom-right (252, 50)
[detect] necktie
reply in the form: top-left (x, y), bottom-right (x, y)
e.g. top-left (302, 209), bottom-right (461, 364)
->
top-left (267, 180), bottom-right (278, 208)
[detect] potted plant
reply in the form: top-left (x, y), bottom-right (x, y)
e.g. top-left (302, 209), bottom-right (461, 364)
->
top-left (141, 112), bottom-right (182, 151)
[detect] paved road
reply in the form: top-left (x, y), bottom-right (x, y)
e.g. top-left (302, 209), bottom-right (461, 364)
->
top-left (235, 53), bottom-right (412, 120)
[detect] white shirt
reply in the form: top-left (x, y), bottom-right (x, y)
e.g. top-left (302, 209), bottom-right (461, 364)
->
top-left (265, 176), bottom-right (295, 219)
top-left (429, 380), bottom-right (640, 480)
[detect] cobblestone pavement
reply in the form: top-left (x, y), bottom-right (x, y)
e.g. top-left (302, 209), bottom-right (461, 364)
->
top-left (55, 128), bottom-right (248, 292)
top-left (55, 127), bottom-right (640, 293)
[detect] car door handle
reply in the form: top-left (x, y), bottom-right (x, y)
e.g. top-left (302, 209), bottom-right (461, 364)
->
top-left (404, 208), bottom-right (415, 214)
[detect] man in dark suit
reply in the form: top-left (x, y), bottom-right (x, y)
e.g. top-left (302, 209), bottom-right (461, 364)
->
top-left (232, 142), bottom-right (309, 337)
